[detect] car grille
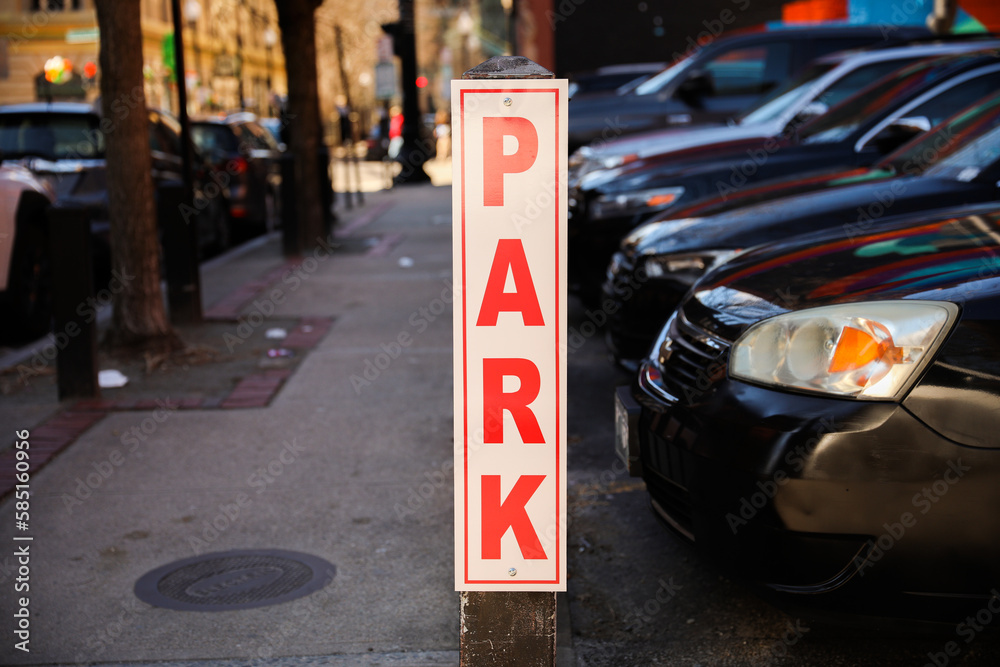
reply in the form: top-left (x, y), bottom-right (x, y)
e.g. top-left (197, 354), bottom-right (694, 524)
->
top-left (643, 429), bottom-right (695, 541)
top-left (652, 309), bottom-right (729, 403)
top-left (640, 308), bottom-right (735, 542)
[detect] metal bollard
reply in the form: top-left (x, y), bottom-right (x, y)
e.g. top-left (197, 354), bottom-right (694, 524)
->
top-left (47, 202), bottom-right (99, 399)
top-left (158, 179), bottom-right (202, 323)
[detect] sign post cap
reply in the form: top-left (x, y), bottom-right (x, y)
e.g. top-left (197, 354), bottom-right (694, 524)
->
top-left (463, 56), bottom-right (554, 80)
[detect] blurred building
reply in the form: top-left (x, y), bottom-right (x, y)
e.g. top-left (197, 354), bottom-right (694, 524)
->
top-left (0, 0), bottom-right (286, 117)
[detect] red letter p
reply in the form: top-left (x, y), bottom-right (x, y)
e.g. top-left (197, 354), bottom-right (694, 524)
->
top-left (483, 117), bottom-right (538, 207)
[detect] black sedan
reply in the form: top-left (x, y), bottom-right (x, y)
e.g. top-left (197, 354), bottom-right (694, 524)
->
top-left (603, 88), bottom-right (1000, 366)
top-left (571, 51), bottom-right (1000, 297)
top-left (615, 202), bottom-right (1000, 621)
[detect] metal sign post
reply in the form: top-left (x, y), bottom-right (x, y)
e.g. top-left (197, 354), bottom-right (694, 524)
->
top-left (452, 56), bottom-right (567, 665)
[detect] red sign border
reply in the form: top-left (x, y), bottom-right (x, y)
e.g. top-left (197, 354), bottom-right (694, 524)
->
top-left (459, 87), bottom-right (562, 586)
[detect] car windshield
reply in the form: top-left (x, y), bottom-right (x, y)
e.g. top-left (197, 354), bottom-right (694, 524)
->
top-left (191, 123), bottom-right (240, 154)
top-left (923, 123), bottom-right (1000, 181)
top-left (0, 112), bottom-right (104, 160)
top-left (799, 59), bottom-right (951, 144)
top-left (632, 51), bottom-right (698, 96)
top-left (737, 62), bottom-right (835, 125)
top-left (883, 91), bottom-right (1000, 176)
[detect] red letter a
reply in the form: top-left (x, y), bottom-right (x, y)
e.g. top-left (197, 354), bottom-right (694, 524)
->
top-left (476, 239), bottom-right (544, 327)
top-left (481, 474), bottom-right (547, 559)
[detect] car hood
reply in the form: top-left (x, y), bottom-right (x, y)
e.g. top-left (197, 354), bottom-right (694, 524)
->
top-left (584, 135), bottom-right (802, 194)
top-left (577, 121), bottom-right (769, 163)
top-left (669, 166), bottom-right (882, 217)
top-left (688, 202), bottom-right (1000, 336)
top-left (627, 176), bottom-right (990, 257)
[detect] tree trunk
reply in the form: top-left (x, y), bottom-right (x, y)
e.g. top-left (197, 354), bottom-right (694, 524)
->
top-left (94, 0), bottom-right (179, 350)
top-left (275, 0), bottom-right (326, 253)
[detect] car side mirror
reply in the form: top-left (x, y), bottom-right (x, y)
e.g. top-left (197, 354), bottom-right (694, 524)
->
top-left (869, 116), bottom-right (932, 155)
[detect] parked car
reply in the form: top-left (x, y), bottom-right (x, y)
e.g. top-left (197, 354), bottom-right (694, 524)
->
top-left (257, 117), bottom-right (288, 152)
top-left (0, 102), bottom-right (229, 261)
top-left (572, 51), bottom-right (1000, 298)
top-left (567, 62), bottom-right (667, 100)
top-left (567, 24), bottom-right (929, 152)
top-left (615, 201), bottom-right (1000, 621)
top-left (191, 112), bottom-right (283, 236)
top-left (0, 161), bottom-right (54, 343)
top-left (569, 38), bottom-right (1000, 188)
top-left (602, 88), bottom-right (1000, 366)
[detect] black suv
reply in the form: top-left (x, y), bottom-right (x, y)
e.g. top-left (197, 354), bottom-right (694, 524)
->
top-left (191, 113), bottom-right (283, 238)
top-left (0, 102), bottom-right (229, 259)
top-left (568, 24), bottom-right (929, 152)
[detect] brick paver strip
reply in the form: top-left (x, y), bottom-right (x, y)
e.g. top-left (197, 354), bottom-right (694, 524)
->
top-left (365, 232), bottom-right (406, 258)
top-left (204, 259), bottom-right (303, 320)
top-left (220, 369), bottom-right (292, 409)
top-left (334, 200), bottom-right (395, 238)
top-left (0, 317), bottom-right (317, 499)
top-left (0, 409), bottom-right (108, 498)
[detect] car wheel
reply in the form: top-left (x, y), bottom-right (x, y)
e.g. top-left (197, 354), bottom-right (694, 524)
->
top-left (0, 197), bottom-right (53, 344)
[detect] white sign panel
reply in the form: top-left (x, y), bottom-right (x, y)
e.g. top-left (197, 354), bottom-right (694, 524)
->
top-left (452, 78), bottom-right (567, 591)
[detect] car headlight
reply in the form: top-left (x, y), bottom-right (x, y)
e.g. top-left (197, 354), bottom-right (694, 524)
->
top-left (642, 249), bottom-right (740, 285)
top-left (729, 301), bottom-right (958, 400)
top-left (600, 153), bottom-right (638, 170)
top-left (590, 187), bottom-right (685, 221)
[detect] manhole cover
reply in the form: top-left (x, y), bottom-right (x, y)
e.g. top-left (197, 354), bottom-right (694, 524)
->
top-left (134, 549), bottom-right (336, 611)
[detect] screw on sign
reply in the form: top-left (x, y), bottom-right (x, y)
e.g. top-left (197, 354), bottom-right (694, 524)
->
top-left (452, 56), bottom-right (567, 665)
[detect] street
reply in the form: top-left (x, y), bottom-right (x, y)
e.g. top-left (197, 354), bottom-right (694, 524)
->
top-left (1, 181), bottom-right (1000, 666)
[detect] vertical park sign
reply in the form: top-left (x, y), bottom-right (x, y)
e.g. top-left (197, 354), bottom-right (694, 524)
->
top-left (452, 58), bottom-right (567, 593)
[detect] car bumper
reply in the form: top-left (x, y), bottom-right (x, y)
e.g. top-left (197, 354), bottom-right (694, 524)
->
top-left (568, 213), bottom-right (648, 294)
top-left (618, 364), bottom-right (1000, 618)
top-left (601, 252), bottom-right (690, 365)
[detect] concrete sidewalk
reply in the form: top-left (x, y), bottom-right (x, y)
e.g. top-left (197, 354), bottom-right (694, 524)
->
top-left (0, 184), bottom-right (472, 666)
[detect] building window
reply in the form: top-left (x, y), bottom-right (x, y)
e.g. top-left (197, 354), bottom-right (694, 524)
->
top-left (0, 40), bottom-right (8, 80)
top-left (31, 1), bottom-right (84, 10)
